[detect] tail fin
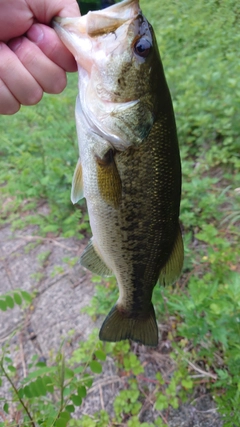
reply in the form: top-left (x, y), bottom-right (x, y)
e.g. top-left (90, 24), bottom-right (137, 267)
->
top-left (99, 304), bottom-right (158, 347)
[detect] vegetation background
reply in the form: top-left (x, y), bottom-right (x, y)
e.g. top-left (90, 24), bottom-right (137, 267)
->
top-left (0, 0), bottom-right (239, 426)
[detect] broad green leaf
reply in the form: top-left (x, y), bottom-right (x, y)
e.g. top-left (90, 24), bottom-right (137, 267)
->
top-left (82, 374), bottom-right (93, 388)
top-left (156, 372), bottom-right (164, 385)
top-left (29, 380), bottom-right (41, 397)
top-left (89, 360), bottom-right (102, 374)
top-left (77, 385), bottom-right (86, 398)
top-left (65, 405), bottom-right (75, 413)
top-left (70, 394), bottom-right (82, 406)
top-left (13, 292), bottom-right (22, 305)
top-left (45, 416), bottom-right (57, 427)
top-left (0, 300), bottom-right (7, 311)
top-left (59, 411), bottom-right (71, 421)
top-left (8, 365), bottom-right (16, 373)
top-left (73, 366), bottom-right (84, 374)
top-left (18, 388), bottom-right (24, 399)
top-left (42, 375), bottom-right (53, 386)
top-left (95, 350), bottom-right (106, 361)
top-left (155, 394), bottom-right (168, 411)
top-left (23, 385), bottom-right (33, 398)
top-left (54, 419), bottom-right (67, 427)
top-left (64, 367), bottom-right (74, 379)
top-left (182, 379), bottom-right (194, 389)
top-left (20, 290), bottom-right (32, 302)
top-left (24, 366), bottom-right (56, 381)
top-left (171, 397), bottom-right (179, 409)
top-left (46, 383), bottom-right (54, 393)
top-left (63, 387), bottom-right (71, 398)
top-left (4, 296), bottom-right (14, 309)
top-left (35, 377), bottom-right (47, 396)
top-left (3, 403), bottom-right (9, 414)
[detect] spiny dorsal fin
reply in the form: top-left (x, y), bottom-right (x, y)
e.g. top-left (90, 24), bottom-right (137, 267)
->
top-left (159, 224), bottom-right (184, 286)
top-left (71, 159), bottom-right (83, 204)
top-left (80, 238), bottom-right (112, 277)
top-left (99, 303), bottom-right (158, 347)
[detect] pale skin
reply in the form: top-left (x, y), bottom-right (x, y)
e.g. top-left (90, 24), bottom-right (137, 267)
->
top-left (0, 0), bottom-right (81, 115)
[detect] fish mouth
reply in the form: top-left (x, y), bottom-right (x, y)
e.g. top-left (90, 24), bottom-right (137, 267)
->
top-left (53, 0), bottom-right (140, 35)
top-left (53, 0), bottom-right (144, 151)
top-left (52, 0), bottom-right (140, 71)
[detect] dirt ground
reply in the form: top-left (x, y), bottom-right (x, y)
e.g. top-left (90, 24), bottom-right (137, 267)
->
top-left (0, 218), bottom-right (223, 426)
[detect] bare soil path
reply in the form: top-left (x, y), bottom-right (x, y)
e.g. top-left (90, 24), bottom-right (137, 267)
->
top-left (0, 219), bottom-right (223, 426)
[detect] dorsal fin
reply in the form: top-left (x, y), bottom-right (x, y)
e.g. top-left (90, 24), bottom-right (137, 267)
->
top-left (159, 224), bottom-right (184, 286)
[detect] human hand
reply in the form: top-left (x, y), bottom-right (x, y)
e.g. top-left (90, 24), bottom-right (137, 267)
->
top-left (0, 0), bottom-right (80, 115)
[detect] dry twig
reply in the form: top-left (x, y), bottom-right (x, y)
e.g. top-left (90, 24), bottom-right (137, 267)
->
top-left (185, 359), bottom-right (217, 380)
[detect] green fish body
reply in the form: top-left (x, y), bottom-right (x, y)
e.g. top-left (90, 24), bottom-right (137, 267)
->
top-left (53, 0), bottom-right (183, 346)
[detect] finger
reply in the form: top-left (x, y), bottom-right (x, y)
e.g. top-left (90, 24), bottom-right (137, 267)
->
top-left (0, 0), bottom-right (81, 42)
top-left (25, 0), bottom-right (81, 22)
top-left (0, 1), bottom-right (33, 42)
top-left (0, 42), bottom-right (43, 106)
top-left (8, 35), bottom-right (67, 94)
top-left (27, 24), bottom-right (77, 72)
top-left (0, 78), bottom-right (20, 115)
top-left (54, 0), bottom-right (81, 18)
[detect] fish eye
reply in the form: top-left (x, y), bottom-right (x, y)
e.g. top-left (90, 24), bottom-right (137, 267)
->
top-left (134, 38), bottom-right (152, 58)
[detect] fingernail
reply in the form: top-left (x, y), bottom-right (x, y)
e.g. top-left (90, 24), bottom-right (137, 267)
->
top-left (27, 24), bottom-right (44, 43)
top-left (8, 37), bottom-right (22, 52)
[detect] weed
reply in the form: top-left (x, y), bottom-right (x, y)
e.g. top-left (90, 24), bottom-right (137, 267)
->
top-left (0, 0), bottom-right (240, 425)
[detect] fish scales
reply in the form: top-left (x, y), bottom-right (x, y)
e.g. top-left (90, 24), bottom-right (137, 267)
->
top-left (53, 0), bottom-right (183, 346)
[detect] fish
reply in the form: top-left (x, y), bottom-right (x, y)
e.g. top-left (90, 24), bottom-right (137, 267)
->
top-left (53, 0), bottom-right (183, 347)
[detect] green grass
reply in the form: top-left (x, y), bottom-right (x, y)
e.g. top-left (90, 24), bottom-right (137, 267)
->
top-left (0, 0), bottom-right (240, 425)
top-left (0, 73), bottom-right (89, 237)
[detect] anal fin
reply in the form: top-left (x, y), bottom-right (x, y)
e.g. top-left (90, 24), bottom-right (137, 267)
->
top-left (80, 238), bottom-right (112, 277)
top-left (99, 303), bottom-right (158, 347)
top-left (159, 224), bottom-right (184, 286)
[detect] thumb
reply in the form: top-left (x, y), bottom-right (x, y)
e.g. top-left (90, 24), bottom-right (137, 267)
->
top-left (26, 0), bottom-right (81, 23)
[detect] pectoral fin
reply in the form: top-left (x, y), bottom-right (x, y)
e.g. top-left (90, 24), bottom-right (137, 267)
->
top-left (80, 238), bottom-right (112, 277)
top-left (96, 149), bottom-right (122, 209)
top-left (71, 159), bottom-right (83, 204)
top-left (159, 224), bottom-right (184, 286)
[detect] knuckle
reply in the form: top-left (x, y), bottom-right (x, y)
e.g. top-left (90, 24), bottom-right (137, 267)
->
top-left (0, 47), bottom-right (17, 73)
top-left (0, 78), bottom-right (20, 114)
top-left (0, 103), bottom-right (20, 115)
top-left (23, 87), bottom-right (43, 106)
top-left (49, 71), bottom-right (67, 94)
top-left (19, 44), bottom-right (38, 68)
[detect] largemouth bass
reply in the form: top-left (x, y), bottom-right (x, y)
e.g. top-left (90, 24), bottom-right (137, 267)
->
top-left (53, 0), bottom-right (183, 346)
